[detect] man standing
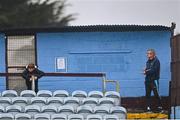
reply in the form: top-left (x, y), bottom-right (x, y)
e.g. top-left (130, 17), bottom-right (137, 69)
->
top-left (22, 63), bottom-right (44, 93)
top-left (144, 49), bottom-right (162, 112)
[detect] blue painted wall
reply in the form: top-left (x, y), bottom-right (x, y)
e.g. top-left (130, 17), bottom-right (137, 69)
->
top-left (0, 34), bottom-right (6, 91)
top-left (37, 31), bottom-right (171, 97)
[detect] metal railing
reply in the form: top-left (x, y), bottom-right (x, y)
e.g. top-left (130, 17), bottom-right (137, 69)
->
top-left (103, 79), bottom-right (120, 93)
top-left (0, 72), bottom-right (121, 93)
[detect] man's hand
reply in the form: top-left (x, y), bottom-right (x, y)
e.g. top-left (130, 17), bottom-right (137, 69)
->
top-left (143, 68), bottom-right (147, 75)
top-left (143, 70), bottom-right (146, 75)
top-left (30, 75), bottom-right (37, 81)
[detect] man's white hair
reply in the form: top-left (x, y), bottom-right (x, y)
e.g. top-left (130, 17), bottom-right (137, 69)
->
top-left (147, 49), bottom-right (156, 55)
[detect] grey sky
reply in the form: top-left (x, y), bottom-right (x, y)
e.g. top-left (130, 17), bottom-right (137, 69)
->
top-left (66, 0), bottom-right (180, 34)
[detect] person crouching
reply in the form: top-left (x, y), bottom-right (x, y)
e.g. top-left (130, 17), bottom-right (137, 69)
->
top-left (22, 63), bottom-right (44, 93)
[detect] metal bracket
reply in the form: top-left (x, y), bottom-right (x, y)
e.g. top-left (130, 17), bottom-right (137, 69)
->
top-left (102, 78), bottom-right (120, 94)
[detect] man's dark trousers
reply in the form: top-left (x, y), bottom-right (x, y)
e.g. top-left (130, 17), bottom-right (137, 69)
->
top-left (145, 79), bottom-right (162, 107)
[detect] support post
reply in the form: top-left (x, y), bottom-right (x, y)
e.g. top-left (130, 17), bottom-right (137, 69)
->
top-left (31, 77), bottom-right (35, 91)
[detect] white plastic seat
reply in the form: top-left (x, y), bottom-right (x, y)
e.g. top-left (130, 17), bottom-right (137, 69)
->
top-left (110, 106), bottom-right (127, 119)
top-left (30, 97), bottom-right (46, 107)
top-left (0, 113), bottom-right (14, 120)
top-left (51, 114), bottom-right (67, 120)
top-left (77, 105), bottom-right (93, 119)
top-left (12, 97), bottom-right (28, 107)
top-left (104, 91), bottom-right (120, 105)
top-left (47, 97), bottom-right (63, 107)
top-left (82, 97), bottom-right (98, 108)
top-left (98, 98), bottom-right (114, 107)
top-left (53, 90), bottom-right (69, 98)
top-left (68, 114), bottom-right (84, 120)
top-left (34, 113), bottom-right (50, 120)
top-left (37, 90), bottom-right (52, 97)
top-left (88, 91), bottom-right (103, 99)
top-left (94, 106), bottom-right (109, 116)
top-left (0, 97), bottom-right (11, 107)
top-left (0, 106), bottom-right (5, 113)
top-left (6, 105), bottom-right (22, 115)
top-left (103, 115), bottom-right (119, 120)
top-left (25, 105), bottom-right (41, 116)
top-left (41, 105), bottom-right (57, 115)
top-left (58, 105), bottom-right (75, 115)
top-left (87, 114), bottom-right (103, 120)
top-left (72, 90), bottom-right (87, 101)
top-left (15, 113), bottom-right (32, 120)
top-left (20, 90), bottom-right (36, 97)
top-left (64, 97), bottom-right (80, 109)
top-left (2, 90), bottom-right (18, 97)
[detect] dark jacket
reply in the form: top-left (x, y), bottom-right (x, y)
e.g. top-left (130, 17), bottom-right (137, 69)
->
top-left (22, 68), bottom-right (45, 81)
top-left (145, 56), bottom-right (160, 82)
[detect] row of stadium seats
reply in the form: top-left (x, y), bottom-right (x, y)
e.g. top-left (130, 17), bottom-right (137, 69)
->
top-left (0, 96), bottom-right (117, 108)
top-left (0, 90), bottom-right (125, 120)
top-left (0, 113), bottom-right (123, 120)
top-left (0, 105), bottom-right (126, 116)
top-left (0, 90), bottom-right (120, 98)
top-left (0, 90), bottom-right (121, 105)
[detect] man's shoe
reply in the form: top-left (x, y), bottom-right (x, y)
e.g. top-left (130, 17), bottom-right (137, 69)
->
top-left (157, 106), bottom-right (163, 113)
top-left (146, 107), bottom-right (152, 113)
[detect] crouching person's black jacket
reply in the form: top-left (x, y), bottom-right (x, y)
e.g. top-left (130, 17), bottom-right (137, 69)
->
top-left (22, 68), bottom-right (45, 92)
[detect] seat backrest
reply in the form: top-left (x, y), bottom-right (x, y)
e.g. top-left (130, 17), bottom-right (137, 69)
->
top-left (72, 90), bottom-right (87, 99)
top-left (30, 97), bottom-right (46, 107)
top-left (64, 97), bottom-right (79, 108)
top-left (104, 91), bottom-right (120, 98)
top-left (12, 97), bottom-right (28, 107)
top-left (110, 106), bottom-right (127, 119)
top-left (20, 90), bottom-right (36, 97)
top-left (15, 113), bottom-right (32, 120)
top-left (103, 115), bottom-right (119, 120)
top-left (2, 90), bottom-right (18, 97)
top-left (94, 106), bottom-right (109, 115)
top-left (6, 105), bottom-right (22, 114)
top-left (25, 105), bottom-right (41, 116)
top-left (104, 91), bottom-right (120, 105)
top-left (58, 105), bottom-right (75, 115)
top-left (34, 113), bottom-right (50, 120)
top-left (53, 90), bottom-right (69, 98)
top-left (0, 113), bottom-right (14, 120)
top-left (98, 97), bottom-right (114, 107)
top-left (77, 105), bottom-right (93, 114)
top-left (82, 97), bottom-right (98, 108)
top-left (37, 90), bottom-right (52, 97)
top-left (87, 114), bottom-right (102, 120)
top-left (88, 91), bottom-right (103, 99)
top-left (77, 105), bottom-right (93, 119)
top-left (0, 97), bottom-right (11, 107)
top-left (41, 105), bottom-right (57, 114)
top-left (0, 106), bottom-right (5, 113)
top-left (64, 97), bottom-right (79, 104)
top-left (110, 106), bottom-right (127, 114)
top-left (68, 114), bottom-right (84, 120)
top-left (51, 113), bottom-right (67, 120)
top-left (47, 97), bottom-right (63, 106)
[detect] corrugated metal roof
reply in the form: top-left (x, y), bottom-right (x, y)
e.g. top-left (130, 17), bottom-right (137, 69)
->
top-left (0, 24), bottom-right (172, 35)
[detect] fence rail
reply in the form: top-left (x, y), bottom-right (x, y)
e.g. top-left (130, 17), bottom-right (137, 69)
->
top-left (0, 72), bottom-right (106, 77)
top-left (0, 72), bottom-right (111, 93)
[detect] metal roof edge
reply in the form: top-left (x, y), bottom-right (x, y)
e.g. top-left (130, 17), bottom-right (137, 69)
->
top-left (0, 24), bottom-right (171, 35)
